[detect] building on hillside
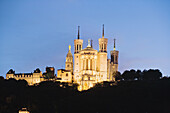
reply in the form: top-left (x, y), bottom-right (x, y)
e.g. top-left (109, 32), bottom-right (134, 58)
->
top-left (6, 68), bottom-right (44, 85)
top-left (57, 45), bottom-right (73, 83)
top-left (18, 108), bottom-right (30, 113)
top-left (57, 69), bottom-right (73, 83)
top-left (57, 25), bottom-right (119, 90)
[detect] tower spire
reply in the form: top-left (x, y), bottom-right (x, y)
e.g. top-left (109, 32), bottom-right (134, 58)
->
top-left (91, 39), bottom-right (93, 48)
top-left (69, 45), bottom-right (71, 51)
top-left (114, 38), bottom-right (116, 50)
top-left (102, 24), bottom-right (104, 38)
top-left (87, 39), bottom-right (91, 47)
top-left (77, 26), bottom-right (80, 39)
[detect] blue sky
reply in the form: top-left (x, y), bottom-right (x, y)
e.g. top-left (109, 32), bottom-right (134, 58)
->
top-left (0, 0), bottom-right (170, 77)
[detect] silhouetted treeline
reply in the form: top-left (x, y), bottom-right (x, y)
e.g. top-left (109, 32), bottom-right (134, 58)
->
top-left (115, 69), bottom-right (162, 81)
top-left (0, 69), bottom-right (170, 113)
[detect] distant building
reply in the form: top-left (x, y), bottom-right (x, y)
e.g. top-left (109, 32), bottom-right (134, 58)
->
top-left (57, 45), bottom-right (73, 83)
top-left (6, 68), bottom-right (44, 85)
top-left (18, 108), bottom-right (29, 113)
top-left (57, 69), bottom-right (72, 83)
top-left (57, 25), bottom-right (119, 90)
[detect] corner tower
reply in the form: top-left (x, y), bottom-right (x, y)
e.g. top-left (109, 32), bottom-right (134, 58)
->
top-left (99, 24), bottom-right (108, 52)
top-left (65, 45), bottom-right (73, 73)
top-left (110, 39), bottom-right (119, 70)
top-left (97, 24), bottom-right (108, 81)
top-left (110, 39), bottom-right (119, 80)
top-left (74, 26), bottom-right (83, 82)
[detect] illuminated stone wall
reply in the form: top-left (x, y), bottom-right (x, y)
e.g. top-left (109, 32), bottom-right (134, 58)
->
top-left (6, 69), bottom-right (44, 85)
top-left (57, 69), bottom-right (72, 83)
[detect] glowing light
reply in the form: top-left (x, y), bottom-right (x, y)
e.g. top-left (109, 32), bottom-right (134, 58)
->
top-left (69, 45), bottom-right (71, 51)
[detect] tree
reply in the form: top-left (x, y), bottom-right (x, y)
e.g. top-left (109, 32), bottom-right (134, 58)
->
top-left (122, 70), bottom-right (134, 81)
top-left (44, 72), bottom-right (55, 80)
top-left (136, 70), bottom-right (142, 80)
top-left (142, 69), bottom-right (162, 80)
top-left (112, 71), bottom-right (122, 81)
top-left (72, 83), bottom-right (79, 90)
top-left (0, 76), bottom-right (4, 81)
top-left (17, 79), bottom-right (28, 87)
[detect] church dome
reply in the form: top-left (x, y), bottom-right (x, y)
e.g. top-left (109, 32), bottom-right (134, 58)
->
top-left (66, 51), bottom-right (73, 57)
top-left (81, 39), bottom-right (97, 52)
top-left (66, 45), bottom-right (73, 57)
top-left (81, 46), bottom-right (96, 52)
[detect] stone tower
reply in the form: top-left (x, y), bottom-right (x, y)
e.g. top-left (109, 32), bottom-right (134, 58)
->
top-left (74, 26), bottom-right (83, 82)
top-left (110, 39), bottom-right (119, 80)
top-left (97, 24), bottom-right (108, 81)
top-left (65, 45), bottom-right (73, 73)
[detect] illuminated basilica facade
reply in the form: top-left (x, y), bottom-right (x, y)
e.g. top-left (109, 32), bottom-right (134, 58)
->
top-left (57, 25), bottom-right (119, 90)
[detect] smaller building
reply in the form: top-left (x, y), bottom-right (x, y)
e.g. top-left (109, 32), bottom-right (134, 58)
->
top-left (57, 45), bottom-right (73, 83)
top-left (19, 108), bottom-right (29, 113)
top-left (6, 68), bottom-right (44, 85)
top-left (57, 69), bottom-right (72, 83)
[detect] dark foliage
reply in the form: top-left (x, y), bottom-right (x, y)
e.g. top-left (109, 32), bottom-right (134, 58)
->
top-left (122, 69), bottom-right (162, 81)
top-left (0, 76), bottom-right (4, 80)
top-left (0, 69), bottom-right (169, 113)
top-left (142, 69), bottom-right (162, 80)
top-left (113, 71), bottom-right (122, 81)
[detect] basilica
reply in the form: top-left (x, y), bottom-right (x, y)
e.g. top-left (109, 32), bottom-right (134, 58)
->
top-left (57, 25), bottom-right (119, 90)
top-left (6, 25), bottom-right (119, 91)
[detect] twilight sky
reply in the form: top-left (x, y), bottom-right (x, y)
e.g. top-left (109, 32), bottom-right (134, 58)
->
top-left (0, 0), bottom-right (170, 77)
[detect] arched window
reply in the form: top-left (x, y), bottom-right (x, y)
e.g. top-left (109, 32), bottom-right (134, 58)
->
top-left (104, 44), bottom-right (106, 51)
top-left (79, 45), bottom-right (81, 51)
top-left (66, 73), bottom-right (68, 77)
top-left (112, 55), bottom-right (114, 63)
top-left (116, 56), bottom-right (118, 63)
top-left (90, 59), bottom-right (92, 70)
top-left (83, 60), bottom-right (85, 70)
top-left (77, 45), bottom-right (79, 50)
top-left (86, 59), bottom-right (88, 70)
